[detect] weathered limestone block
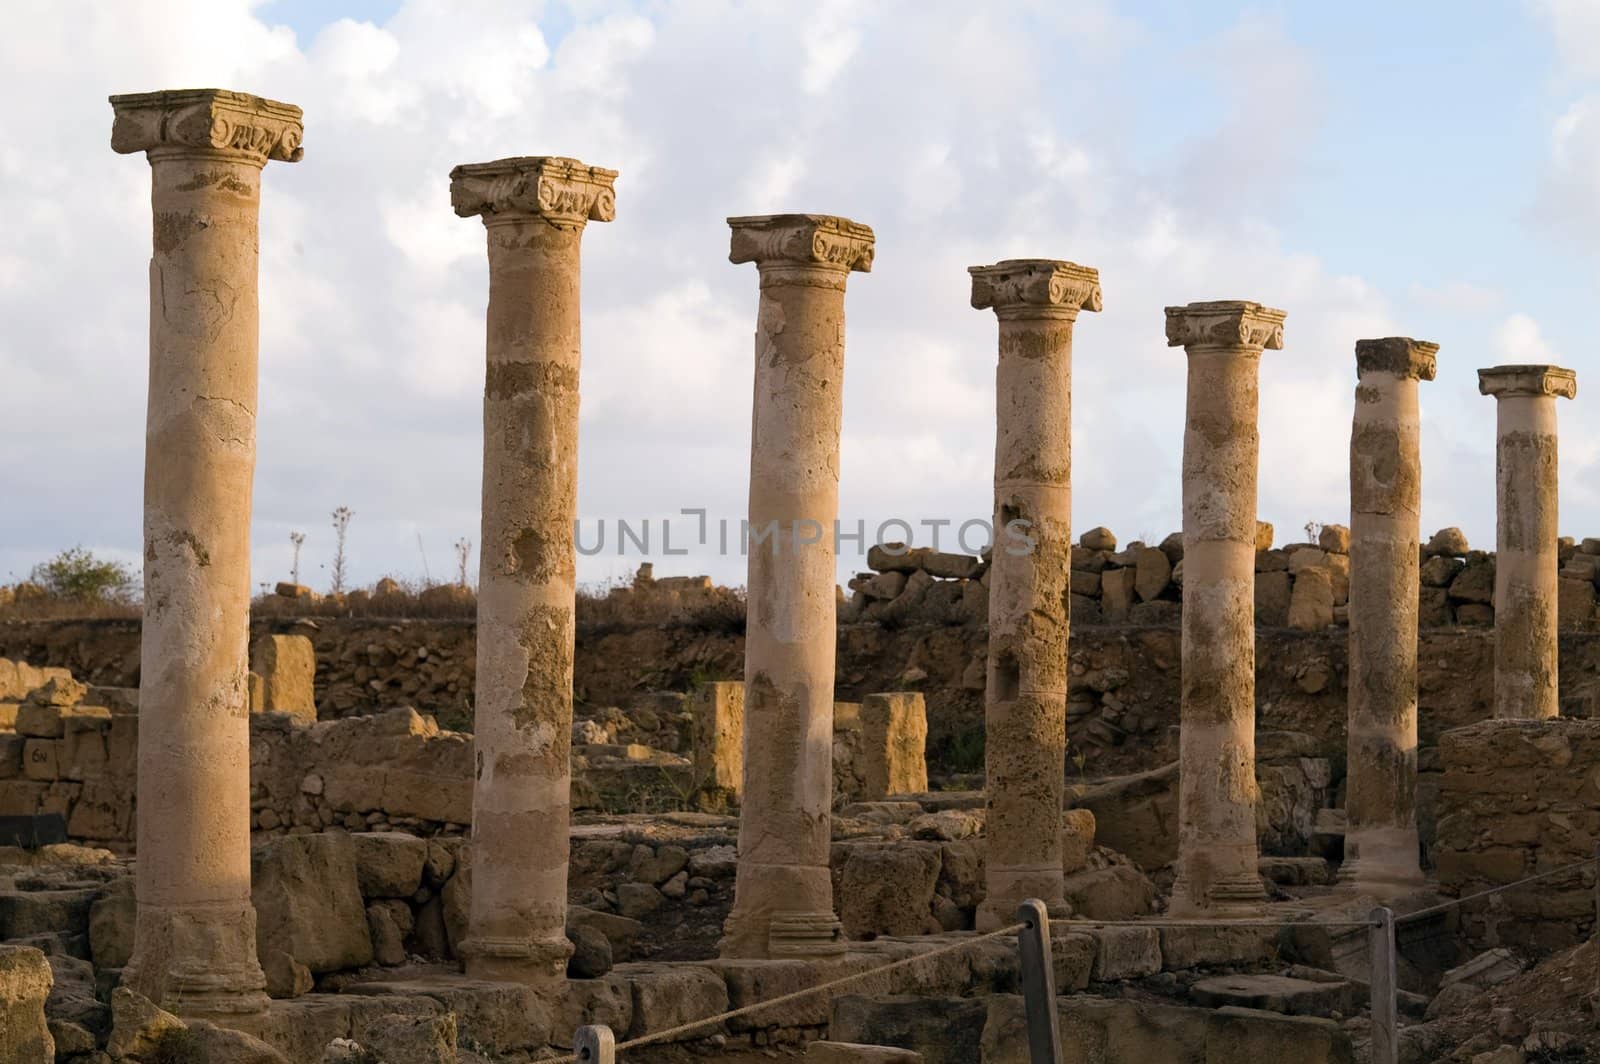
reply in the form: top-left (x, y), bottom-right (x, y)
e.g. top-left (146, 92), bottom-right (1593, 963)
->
top-left (1087, 925), bottom-right (1162, 981)
top-left (1134, 546), bottom-right (1172, 601)
top-left (1081, 527), bottom-right (1117, 551)
top-left (1427, 527), bottom-right (1470, 556)
top-left (90, 880), bottom-right (136, 970)
top-left (363, 1012), bottom-right (457, 1064)
top-left (1287, 567), bottom-right (1335, 631)
top-left (1255, 570), bottom-right (1292, 626)
top-left (350, 832), bottom-right (428, 899)
top-left (1061, 808), bottom-right (1096, 875)
top-left (625, 964), bottom-right (729, 1040)
top-left (0, 945), bottom-right (53, 1063)
top-left (689, 681), bottom-right (743, 799)
top-left (1558, 576), bottom-right (1595, 630)
top-left (21, 740), bottom-right (58, 781)
top-left (1062, 864), bottom-right (1157, 920)
top-left (837, 844), bottom-right (940, 938)
top-left (859, 692), bottom-right (928, 799)
top-left (252, 833), bottom-right (373, 975)
top-left (1100, 567), bottom-right (1136, 621)
top-left (251, 634), bottom-right (317, 719)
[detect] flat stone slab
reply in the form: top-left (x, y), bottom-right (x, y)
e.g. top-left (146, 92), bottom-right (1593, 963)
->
top-left (1190, 973), bottom-right (1352, 1016)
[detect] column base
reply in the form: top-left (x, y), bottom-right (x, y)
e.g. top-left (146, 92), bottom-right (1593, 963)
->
top-left (1167, 869), bottom-right (1267, 919)
top-left (769, 911), bottom-right (847, 958)
top-left (1339, 827), bottom-right (1425, 899)
top-left (124, 903), bottom-right (269, 1020)
top-left (458, 934), bottom-right (571, 988)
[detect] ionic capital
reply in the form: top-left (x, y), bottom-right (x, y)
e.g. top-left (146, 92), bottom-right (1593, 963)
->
top-left (727, 214), bottom-right (874, 273)
top-left (110, 89), bottom-right (304, 165)
top-left (450, 156), bottom-right (618, 230)
top-left (969, 259), bottom-right (1102, 320)
top-left (1164, 300), bottom-right (1286, 351)
top-left (1356, 337), bottom-right (1439, 381)
top-left (1478, 364), bottom-right (1577, 400)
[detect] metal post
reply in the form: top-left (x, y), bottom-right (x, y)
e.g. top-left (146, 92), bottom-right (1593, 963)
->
top-left (575, 1025), bottom-right (615, 1064)
top-left (1369, 906), bottom-right (1397, 1064)
top-left (1016, 898), bottom-right (1062, 1064)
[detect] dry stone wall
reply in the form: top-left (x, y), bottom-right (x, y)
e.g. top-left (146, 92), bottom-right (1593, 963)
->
top-left (1433, 718), bottom-right (1600, 952)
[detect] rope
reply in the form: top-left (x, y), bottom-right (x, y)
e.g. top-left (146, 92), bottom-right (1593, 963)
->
top-left (1051, 917), bottom-right (1374, 929)
top-left (1397, 857), bottom-right (1597, 925)
top-left (614, 921), bottom-right (1028, 1054)
top-left (541, 921), bottom-right (1027, 1062)
top-left (540, 857), bottom-right (1600, 1060)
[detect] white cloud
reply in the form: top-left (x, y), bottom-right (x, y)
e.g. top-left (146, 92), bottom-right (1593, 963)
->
top-left (1494, 312), bottom-right (1559, 362)
top-left (0, 1), bottom-right (1537, 590)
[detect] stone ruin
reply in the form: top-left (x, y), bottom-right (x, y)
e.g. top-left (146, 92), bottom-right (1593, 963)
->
top-left (1, 83), bottom-right (1598, 1064)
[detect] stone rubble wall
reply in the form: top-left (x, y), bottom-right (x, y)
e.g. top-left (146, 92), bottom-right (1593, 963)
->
top-left (0, 661), bottom-right (930, 847)
top-left (10, 618), bottom-right (1600, 788)
top-left (1433, 718), bottom-right (1600, 953)
top-left (848, 523), bottom-right (1600, 634)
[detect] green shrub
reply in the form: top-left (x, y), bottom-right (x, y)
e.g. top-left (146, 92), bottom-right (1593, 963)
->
top-left (28, 546), bottom-right (136, 604)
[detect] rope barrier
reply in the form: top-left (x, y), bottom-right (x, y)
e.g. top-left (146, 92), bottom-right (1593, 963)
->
top-left (1397, 857), bottom-right (1597, 925)
top-left (544, 921), bottom-right (1027, 1062)
top-left (543, 856), bottom-right (1600, 1060)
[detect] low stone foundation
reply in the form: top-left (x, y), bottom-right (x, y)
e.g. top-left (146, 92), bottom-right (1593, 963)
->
top-left (1434, 718), bottom-right (1600, 951)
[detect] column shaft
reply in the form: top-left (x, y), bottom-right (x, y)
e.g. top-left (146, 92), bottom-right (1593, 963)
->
top-left (111, 88), bottom-right (303, 1019)
top-left (1343, 338), bottom-right (1435, 893)
top-left (450, 156), bottom-right (616, 989)
top-left (468, 219), bottom-right (581, 983)
top-left (968, 259), bottom-right (1100, 931)
top-left (1495, 396), bottom-right (1562, 719)
top-left (1166, 301), bottom-right (1285, 916)
top-left (721, 215), bottom-right (872, 959)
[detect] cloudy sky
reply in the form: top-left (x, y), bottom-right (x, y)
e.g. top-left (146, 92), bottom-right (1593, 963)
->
top-left (4, 0), bottom-right (1599, 592)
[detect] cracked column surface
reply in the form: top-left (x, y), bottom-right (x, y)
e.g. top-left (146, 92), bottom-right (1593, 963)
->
top-left (1342, 337), bottom-right (1437, 896)
top-left (110, 88), bottom-right (303, 1018)
top-left (1479, 364), bottom-right (1577, 720)
top-left (968, 260), bottom-right (1101, 931)
top-left (1165, 300), bottom-right (1286, 917)
top-left (450, 156), bottom-right (616, 988)
top-left (720, 214), bottom-right (873, 959)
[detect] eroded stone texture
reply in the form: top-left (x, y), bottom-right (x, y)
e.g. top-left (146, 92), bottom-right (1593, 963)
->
top-left (1478, 364), bottom-right (1578, 720)
top-left (450, 156), bottom-right (616, 988)
top-left (110, 87), bottom-right (304, 1018)
top-left (1165, 300), bottom-right (1286, 916)
top-left (1342, 338), bottom-right (1436, 895)
top-left (968, 259), bottom-right (1102, 929)
top-left (720, 214), bottom-right (873, 959)
top-left (690, 681), bottom-right (744, 800)
top-left (859, 691), bottom-right (928, 799)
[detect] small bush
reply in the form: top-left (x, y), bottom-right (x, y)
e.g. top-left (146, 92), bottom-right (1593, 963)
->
top-left (29, 546), bottom-right (136, 604)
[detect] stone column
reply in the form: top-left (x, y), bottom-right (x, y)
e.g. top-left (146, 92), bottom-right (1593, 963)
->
top-left (449, 156), bottom-right (616, 987)
top-left (1342, 337), bottom-right (1437, 895)
top-left (110, 89), bottom-right (303, 1017)
top-left (1165, 301), bottom-right (1286, 916)
top-left (720, 214), bottom-right (873, 959)
top-left (1479, 364), bottom-right (1578, 720)
top-left (968, 260), bottom-right (1102, 931)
